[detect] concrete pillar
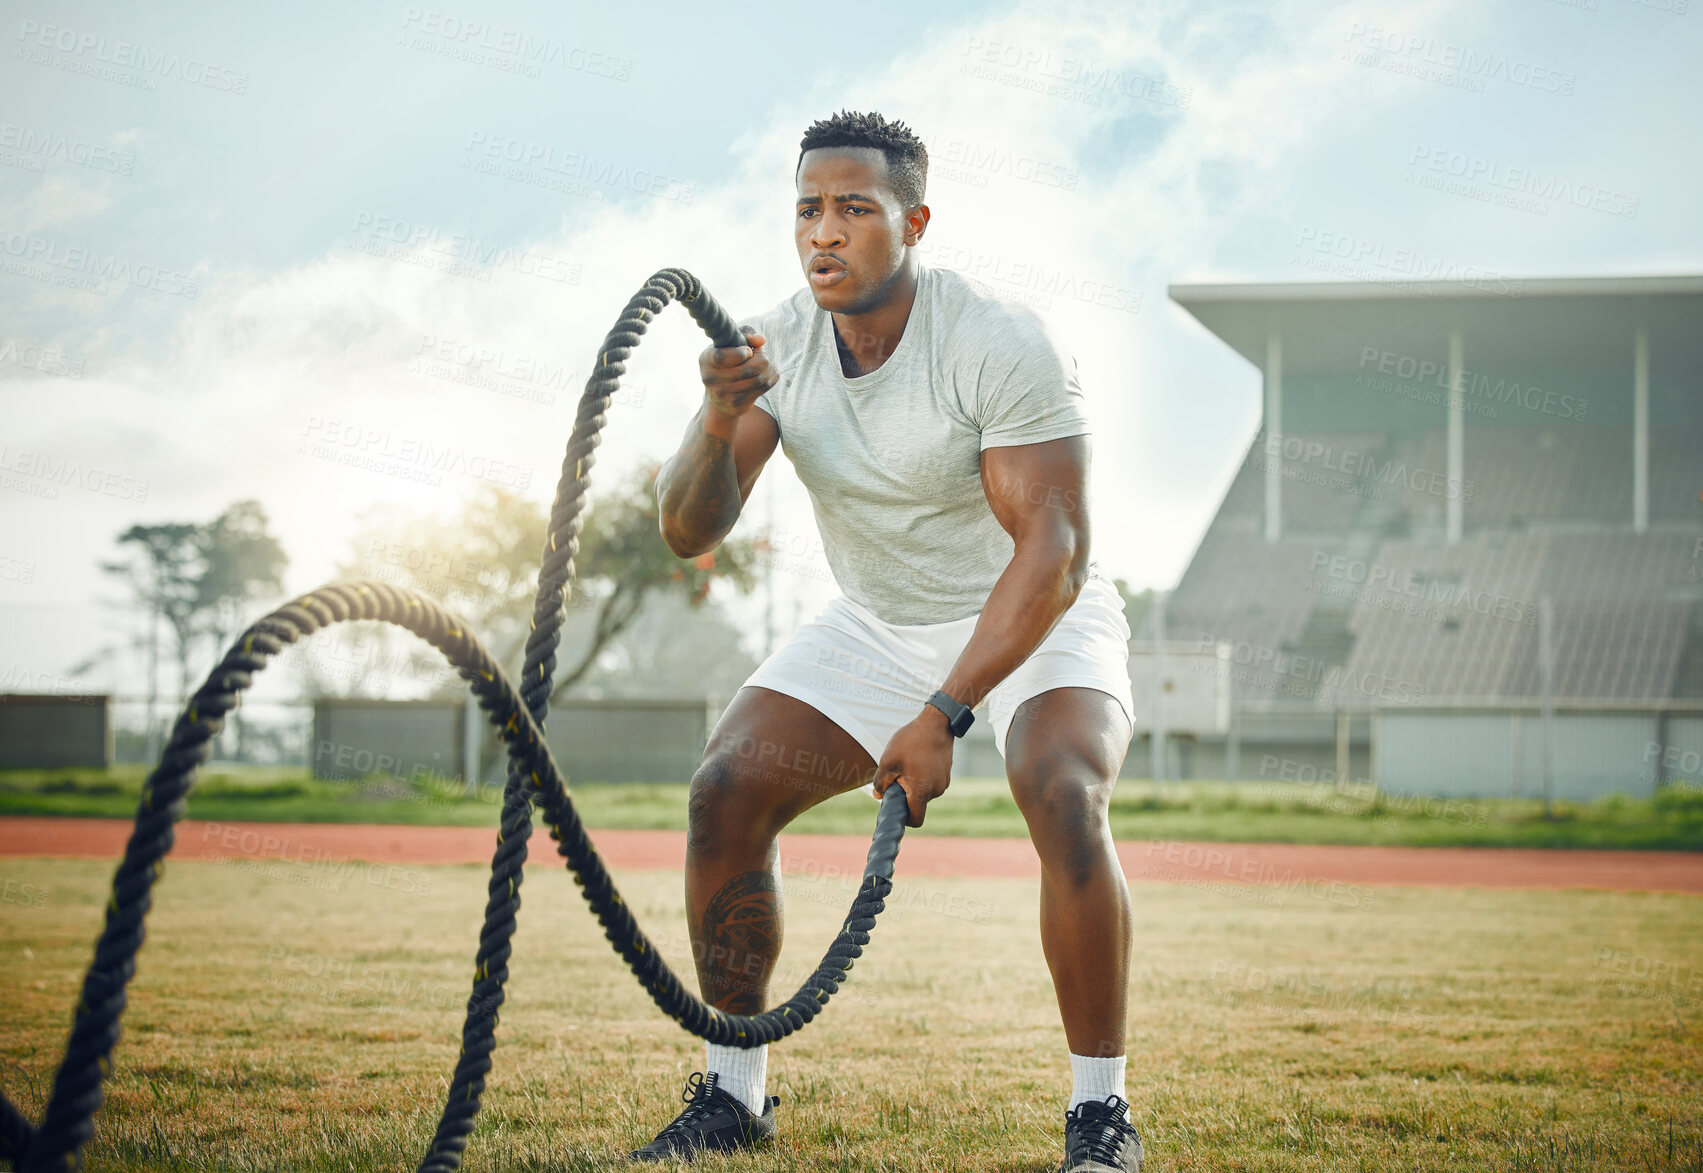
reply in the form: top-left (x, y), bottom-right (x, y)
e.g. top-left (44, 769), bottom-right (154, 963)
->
top-left (461, 696), bottom-right (481, 796)
top-left (1225, 666), bottom-right (1239, 784)
top-left (1509, 711), bottom-right (1523, 798)
top-left (1539, 596), bottom-right (1555, 817)
top-left (1447, 329), bottom-right (1464, 545)
top-left (1264, 329), bottom-right (1282, 543)
top-left (1369, 711), bottom-right (1380, 790)
top-left (1336, 708), bottom-right (1350, 784)
top-left (1634, 325), bottom-right (1649, 535)
top-left (1149, 592), bottom-right (1167, 787)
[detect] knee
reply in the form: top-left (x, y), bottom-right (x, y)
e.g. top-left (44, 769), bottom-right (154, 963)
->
top-left (1011, 761), bottom-right (1115, 888)
top-left (686, 755), bottom-right (737, 851)
top-left (687, 754), bottom-right (776, 858)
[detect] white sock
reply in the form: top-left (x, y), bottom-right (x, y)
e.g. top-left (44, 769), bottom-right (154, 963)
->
top-left (1068, 1052), bottom-right (1129, 1118)
top-left (705, 1041), bottom-right (769, 1115)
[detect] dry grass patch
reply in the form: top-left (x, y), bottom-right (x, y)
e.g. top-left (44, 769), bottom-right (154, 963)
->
top-left (1, 854), bottom-right (1700, 1170)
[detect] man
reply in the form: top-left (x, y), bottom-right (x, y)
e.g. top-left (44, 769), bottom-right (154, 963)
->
top-left (641, 110), bottom-right (1142, 1172)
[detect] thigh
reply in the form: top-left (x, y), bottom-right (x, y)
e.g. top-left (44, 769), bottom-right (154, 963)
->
top-left (695, 685), bottom-right (879, 833)
top-left (741, 594), bottom-right (969, 797)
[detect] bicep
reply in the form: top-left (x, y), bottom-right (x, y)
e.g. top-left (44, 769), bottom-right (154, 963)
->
top-left (979, 435), bottom-right (1091, 548)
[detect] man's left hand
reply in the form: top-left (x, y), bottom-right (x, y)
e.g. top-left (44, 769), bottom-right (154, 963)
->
top-left (874, 707), bottom-right (955, 827)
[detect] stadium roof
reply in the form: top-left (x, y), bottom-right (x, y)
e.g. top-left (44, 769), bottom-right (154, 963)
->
top-left (1168, 274), bottom-right (1703, 375)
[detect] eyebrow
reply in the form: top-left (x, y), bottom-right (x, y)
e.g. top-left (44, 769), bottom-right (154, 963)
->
top-left (795, 192), bottom-right (878, 207)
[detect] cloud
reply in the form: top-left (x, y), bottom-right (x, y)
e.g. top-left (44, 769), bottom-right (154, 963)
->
top-left (4, 0), bottom-right (1479, 686)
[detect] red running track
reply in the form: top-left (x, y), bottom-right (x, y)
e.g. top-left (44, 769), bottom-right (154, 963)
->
top-left (2, 816), bottom-right (1700, 894)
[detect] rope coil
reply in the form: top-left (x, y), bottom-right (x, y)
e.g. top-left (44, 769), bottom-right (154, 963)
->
top-left (0, 269), bottom-right (909, 1172)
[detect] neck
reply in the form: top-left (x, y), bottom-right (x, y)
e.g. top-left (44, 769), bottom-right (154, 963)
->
top-left (832, 263), bottom-right (919, 377)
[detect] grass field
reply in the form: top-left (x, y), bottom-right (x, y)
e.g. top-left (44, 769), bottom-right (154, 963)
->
top-left (2, 854), bottom-right (1701, 1170)
top-left (5, 765), bottom-right (1703, 850)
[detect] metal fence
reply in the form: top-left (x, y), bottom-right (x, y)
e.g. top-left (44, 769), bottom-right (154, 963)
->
top-left (12, 689), bottom-right (1703, 804)
top-left (308, 696), bottom-right (724, 786)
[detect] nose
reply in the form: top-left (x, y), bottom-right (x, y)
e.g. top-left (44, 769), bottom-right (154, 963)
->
top-left (809, 213), bottom-right (844, 251)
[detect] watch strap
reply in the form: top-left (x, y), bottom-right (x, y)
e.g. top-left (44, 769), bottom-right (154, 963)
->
top-left (926, 689), bottom-right (975, 738)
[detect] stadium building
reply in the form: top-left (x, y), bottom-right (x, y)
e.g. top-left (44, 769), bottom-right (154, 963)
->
top-left (1149, 274), bottom-right (1703, 800)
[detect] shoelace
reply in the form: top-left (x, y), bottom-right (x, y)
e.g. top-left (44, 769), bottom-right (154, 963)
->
top-left (1067, 1096), bottom-right (1137, 1165)
top-left (654, 1072), bottom-right (726, 1142)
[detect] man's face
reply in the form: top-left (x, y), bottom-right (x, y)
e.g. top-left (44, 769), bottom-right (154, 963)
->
top-left (795, 146), bottom-right (921, 314)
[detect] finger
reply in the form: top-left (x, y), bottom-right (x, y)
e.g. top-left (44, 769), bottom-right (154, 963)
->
top-left (740, 327), bottom-right (767, 348)
top-left (712, 362), bottom-right (771, 385)
top-left (708, 345), bottom-right (754, 367)
top-left (711, 375), bottom-right (776, 398)
top-left (873, 757), bottom-right (902, 798)
top-left (711, 377), bottom-right (773, 399)
top-left (904, 779), bottom-right (926, 828)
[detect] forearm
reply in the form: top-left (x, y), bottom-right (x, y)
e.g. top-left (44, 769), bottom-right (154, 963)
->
top-left (656, 405), bottom-right (743, 558)
top-left (939, 533), bottom-right (1088, 709)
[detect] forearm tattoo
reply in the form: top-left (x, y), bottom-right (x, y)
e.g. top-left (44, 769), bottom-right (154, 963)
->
top-left (696, 869), bottom-right (781, 1014)
top-left (664, 431), bottom-right (742, 542)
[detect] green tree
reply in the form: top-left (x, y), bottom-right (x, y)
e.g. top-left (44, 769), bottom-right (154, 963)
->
top-left (101, 522), bottom-right (201, 704)
top-left (315, 483), bottom-right (552, 700)
top-left (199, 501), bottom-right (294, 659)
top-left (554, 462), bottom-right (758, 699)
top-left (324, 466), bottom-right (759, 777)
top-left (98, 500), bottom-right (288, 758)
top-left (102, 501), bottom-right (288, 701)
top-left (573, 590), bottom-right (758, 704)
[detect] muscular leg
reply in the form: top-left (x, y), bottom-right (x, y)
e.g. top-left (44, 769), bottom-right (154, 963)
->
top-left (686, 686), bottom-right (876, 1012)
top-left (1004, 687), bottom-right (1133, 1058)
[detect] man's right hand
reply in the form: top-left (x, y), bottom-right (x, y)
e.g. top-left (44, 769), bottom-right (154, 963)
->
top-left (699, 327), bottom-right (777, 428)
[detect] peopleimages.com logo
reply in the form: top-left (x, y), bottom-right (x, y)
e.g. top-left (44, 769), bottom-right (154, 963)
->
top-left (0, 230), bottom-right (199, 298)
top-left (15, 20), bottom-right (250, 93)
top-left (0, 446), bottom-right (149, 503)
top-left (0, 122), bottom-right (135, 174)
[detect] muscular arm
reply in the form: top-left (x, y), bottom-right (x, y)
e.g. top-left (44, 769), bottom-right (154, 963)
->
top-left (874, 434), bottom-right (1092, 825)
top-left (656, 403), bottom-right (778, 557)
top-left (937, 434), bottom-right (1092, 710)
top-left (656, 330), bottom-right (781, 558)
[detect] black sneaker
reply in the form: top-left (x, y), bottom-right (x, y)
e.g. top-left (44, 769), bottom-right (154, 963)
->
top-left (629, 1071), bottom-right (779, 1162)
top-left (1058, 1095), bottom-right (1143, 1172)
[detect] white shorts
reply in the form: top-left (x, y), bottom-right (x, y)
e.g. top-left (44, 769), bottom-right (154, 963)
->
top-left (743, 573), bottom-right (1135, 794)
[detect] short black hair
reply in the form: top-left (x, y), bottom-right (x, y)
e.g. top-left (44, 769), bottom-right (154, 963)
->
top-left (797, 110), bottom-right (928, 209)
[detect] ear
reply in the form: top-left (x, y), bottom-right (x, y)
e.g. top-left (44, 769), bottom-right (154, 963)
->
top-left (903, 204), bottom-right (931, 246)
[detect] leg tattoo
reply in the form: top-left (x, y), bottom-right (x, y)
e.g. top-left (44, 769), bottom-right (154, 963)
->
top-left (697, 869), bottom-right (781, 1014)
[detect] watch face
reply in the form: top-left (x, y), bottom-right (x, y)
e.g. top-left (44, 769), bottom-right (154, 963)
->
top-left (931, 690), bottom-right (972, 737)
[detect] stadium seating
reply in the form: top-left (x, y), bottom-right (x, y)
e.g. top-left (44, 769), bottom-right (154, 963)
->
top-left (1164, 422), bottom-right (1703, 710)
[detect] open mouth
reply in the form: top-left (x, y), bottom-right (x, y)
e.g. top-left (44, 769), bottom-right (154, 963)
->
top-left (809, 256), bottom-right (849, 287)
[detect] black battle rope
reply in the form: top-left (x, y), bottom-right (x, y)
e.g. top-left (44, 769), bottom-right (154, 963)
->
top-left (0, 269), bottom-right (910, 1173)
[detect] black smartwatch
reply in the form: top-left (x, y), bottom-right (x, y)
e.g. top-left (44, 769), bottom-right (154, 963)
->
top-left (926, 689), bottom-right (975, 738)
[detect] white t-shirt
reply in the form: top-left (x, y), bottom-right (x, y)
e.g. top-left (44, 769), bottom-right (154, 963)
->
top-left (747, 263), bottom-right (1092, 626)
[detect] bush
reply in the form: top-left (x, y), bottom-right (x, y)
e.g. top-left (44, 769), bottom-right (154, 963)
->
top-left (1652, 781), bottom-right (1703, 818)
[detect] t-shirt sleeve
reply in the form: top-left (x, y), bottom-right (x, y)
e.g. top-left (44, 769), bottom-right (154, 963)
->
top-left (974, 318), bottom-right (1092, 450)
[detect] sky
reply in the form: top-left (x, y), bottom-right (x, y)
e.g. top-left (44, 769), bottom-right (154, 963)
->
top-left (2, 0), bottom-right (1700, 702)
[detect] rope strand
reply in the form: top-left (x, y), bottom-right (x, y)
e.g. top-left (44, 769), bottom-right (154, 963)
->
top-left (0, 270), bottom-right (908, 1173)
